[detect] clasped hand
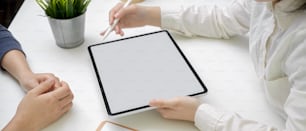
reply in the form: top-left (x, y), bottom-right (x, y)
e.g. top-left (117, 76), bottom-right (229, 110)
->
top-left (8, 74), bottom-right (74, 131)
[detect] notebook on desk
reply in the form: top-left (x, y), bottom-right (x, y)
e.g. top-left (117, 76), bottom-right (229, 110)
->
top-left (88, 30), bottom-right (207, 117)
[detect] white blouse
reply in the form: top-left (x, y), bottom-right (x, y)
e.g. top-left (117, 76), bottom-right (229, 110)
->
top-left (161, 0), bottom-right (306, 130)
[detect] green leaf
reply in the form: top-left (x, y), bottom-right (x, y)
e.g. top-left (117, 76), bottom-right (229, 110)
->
top-left (36, 0), bottom-right (90, 19)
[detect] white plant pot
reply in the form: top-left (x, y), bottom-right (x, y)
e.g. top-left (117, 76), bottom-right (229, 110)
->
top-left (48, 13), bottom-right (85, 48)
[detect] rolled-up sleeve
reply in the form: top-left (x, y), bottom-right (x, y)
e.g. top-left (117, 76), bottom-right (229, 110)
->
top-left (195, 104), bottom-right (280, 131)
top-left (160, 0), bottom-right (251, 39)
top-left (283, 29), bottom-right (306, 131)
top-left (194, 104), bottom-right (224, 130)
top-left (0, 24), bottom-right (23, 66)
top-left (194, 29), bottom-right (306, 130)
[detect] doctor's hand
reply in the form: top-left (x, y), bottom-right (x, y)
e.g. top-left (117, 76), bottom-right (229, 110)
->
top-left (101, 3), bottom-right (161, 36)
top-left (149, 96), bottom-right (201, 122)
top-left (3, 78), bottom-right (74, 131)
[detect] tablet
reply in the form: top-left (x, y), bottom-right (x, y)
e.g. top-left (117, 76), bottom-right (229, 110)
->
top-left (88, 30), bottom-right (207, 116)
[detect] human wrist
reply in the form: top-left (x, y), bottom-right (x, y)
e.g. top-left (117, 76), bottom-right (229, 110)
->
top-left (190, 101), bottom-right (201, 122)
top-left (18, 71), bottom-right (35, 91)
top-left (1, 50), bottom-right (33, 83)
top-left (3, 114), bottom-right (38, 131)
top-left (17, 70), bottom-right (33, 82)
top-left (145, 6), bottom-right (161, 27)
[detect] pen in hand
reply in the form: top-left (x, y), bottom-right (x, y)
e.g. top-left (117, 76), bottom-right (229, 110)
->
top-left (101, 0), bottom-right (132, 41)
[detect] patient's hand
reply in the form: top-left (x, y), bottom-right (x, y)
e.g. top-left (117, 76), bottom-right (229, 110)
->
top-left (3, 78), bottom-right (74, 131)
top-left (19, 73), bottom-right (60, 91)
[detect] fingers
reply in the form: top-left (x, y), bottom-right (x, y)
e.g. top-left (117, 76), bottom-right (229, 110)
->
top-left (156, 108), bottom-right (173, 119)
top-left (45, 81), bottom-right (74, 118)
top-left (31, 78), bottom-right (55, 94)
top-left (102, 3), bottom-right (125, 37)
top-left (151, 97), bottom-right (200, 121)
top-left (59, 102), bottom-right (73, 116)
top-left (115, 25), bottom-right (124, 36)
top-left (58, 93), bottom-right (74, 117)
top-left (109, 3), bottom-right (124, 25)
top-left (100, 30), bottom-right (106, 36)
top-left (115, 4), bottom-right (137, 20)
top-left (150, 96), bottom-right (199, 108)
top-left (36, 73), bottom-right (58, 82)
top-left (100, 21), bottom-right (124, 36)
top-left (36, 73), bottom-right (61, 88)
top-left (58, 81), bottom-right (73, 104)
top-left (44, 80), bottom-right (73, 114)
top-left (106, 3), bottom-right (137, 36)
top-left (49, 81), bottom-right (72, 100)
top-left (149, 98), bottom-right (178, 108)
top-left (59, 93), bottom-right (74, 109)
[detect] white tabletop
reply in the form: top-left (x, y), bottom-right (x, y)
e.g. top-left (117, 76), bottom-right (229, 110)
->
top-left (1, 0), bottom-right (285, 130)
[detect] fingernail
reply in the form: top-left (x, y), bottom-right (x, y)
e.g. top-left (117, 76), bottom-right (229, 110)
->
top-left (149, 99), bottom-right (157, 104)
top-left (47, 78), bottom-right (54, 83)
top-left (114, 13), bottom-right (119, 18)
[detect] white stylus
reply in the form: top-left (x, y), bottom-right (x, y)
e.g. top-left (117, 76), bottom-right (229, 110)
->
top-left (101, 0), bottom-right (132, 41)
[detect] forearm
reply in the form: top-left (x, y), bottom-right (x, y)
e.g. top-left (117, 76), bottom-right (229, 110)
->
top-left (160, 0), bottom-right (250, 38)
top-left (145, 6), bottom-right (161, 27)
top-left (0, 24), bottom-right (31, 82)
top-left (3, 115), bottom-right (37, 131)
top-left (1, 50), bottom-right (33, 82)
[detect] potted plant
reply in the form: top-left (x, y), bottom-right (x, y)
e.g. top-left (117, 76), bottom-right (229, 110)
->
top-left (36, 0), bottom-right (91, 48)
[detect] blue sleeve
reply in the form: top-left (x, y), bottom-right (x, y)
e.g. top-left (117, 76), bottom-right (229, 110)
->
top-left (0, 24), bottom-right (24, 67)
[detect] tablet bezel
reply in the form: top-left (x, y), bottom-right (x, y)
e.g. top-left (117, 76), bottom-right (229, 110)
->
top-left (88, 30), bottom-right (207, 116)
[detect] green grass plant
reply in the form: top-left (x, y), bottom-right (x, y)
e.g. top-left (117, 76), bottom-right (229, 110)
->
top-left (36, 0), bottom-right (90, 19)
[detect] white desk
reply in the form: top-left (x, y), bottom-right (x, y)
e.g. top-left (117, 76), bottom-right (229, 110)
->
top-left (1, 0), bottom-right (285, 130)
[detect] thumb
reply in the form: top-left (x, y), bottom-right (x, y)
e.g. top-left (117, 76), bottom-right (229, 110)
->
top-left (31, 78), bottom-right (55, 94)
top-left (149, 98), bottom-right (176, 108)
top-left (115, 5), bottom-right (135, 19)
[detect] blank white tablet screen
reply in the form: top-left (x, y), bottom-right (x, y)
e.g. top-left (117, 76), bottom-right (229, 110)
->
top-left (89, 31), bottom-right (206, 115)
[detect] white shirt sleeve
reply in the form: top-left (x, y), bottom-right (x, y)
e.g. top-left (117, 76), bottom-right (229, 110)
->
top-left (160, 0), bottom-right (251, 39)
top-left (194, 30), bottom-right (306, 131)
top-left (195, 104), bottom-right (279, 131)
top-left (283, 29), bottom-right (306, 131)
